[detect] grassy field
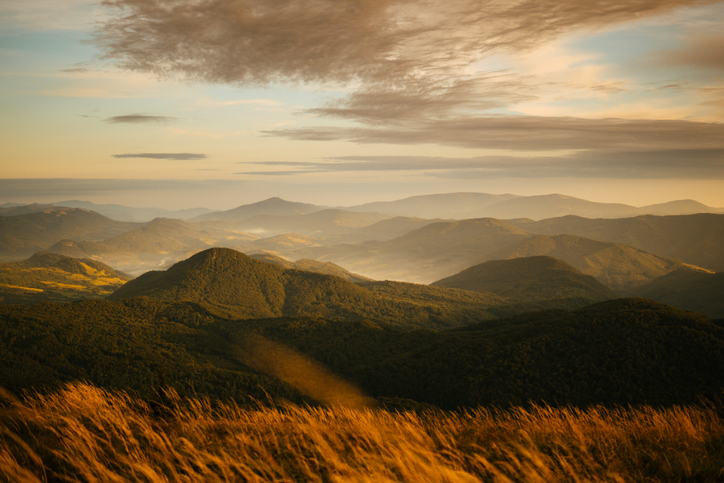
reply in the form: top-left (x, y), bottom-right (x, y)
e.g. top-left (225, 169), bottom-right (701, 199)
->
top-left (1, 382), bottom-right (723, 482)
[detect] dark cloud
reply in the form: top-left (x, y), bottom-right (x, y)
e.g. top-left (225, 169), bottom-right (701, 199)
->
top-left (265, 116), bottom-right (724, 151)
top-left (61, 67), bottom-right (90, 73)
top-left (239, 149), bottom-right (724, 179)
top-left (656, 33), bottom-right (724, 71)
top-left (112, 153), bottom-right (207, 160)
top-left (95, 0), bottom-right (716, 87)
top-left (105, 114), bottom-right (176, 124)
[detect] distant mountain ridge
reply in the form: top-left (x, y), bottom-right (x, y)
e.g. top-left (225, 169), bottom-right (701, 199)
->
top-left (0, 208), bottom-right (139, 261)
top-left (346, 193), bottom-right (721, 220)
top-left (194, 197), bottom-right (326, 222)
top-left (511, 213), bottom-right (724, 272)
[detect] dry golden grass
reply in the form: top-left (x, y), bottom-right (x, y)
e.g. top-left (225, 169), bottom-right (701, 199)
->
top-left (1, 383), bottom-right (723, 482)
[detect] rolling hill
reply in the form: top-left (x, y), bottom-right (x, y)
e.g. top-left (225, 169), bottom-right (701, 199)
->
top-left (0, 208), bottom-right (139, 261)
top-left (0, 252), bottom-right (129, 304)
top-left (487, 234), bottom-right (694, 292)
top-left (107, 247), bottom-right (514, 329)
top-left (511, 213), bottom-right (724, 272)
top-left (630, 268), bottom-right (724, 318)
top-left (293, 218), bottom-right (696, 288)
top-left (431, 256), bottom-right (618, 302)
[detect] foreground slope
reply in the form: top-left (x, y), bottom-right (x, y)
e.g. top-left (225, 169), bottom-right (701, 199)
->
top-left (2, 296), bottom-right (723, 409)
top-left (0, 252), bottom-right (129, 303)
top-left (432, 256), bottom-right (617, 302)
top-left (254, 298), bottom-right (724, 408)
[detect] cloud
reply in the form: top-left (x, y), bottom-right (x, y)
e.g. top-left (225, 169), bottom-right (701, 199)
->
top-left (94, 0), bottom-right (724, 163)
top-left (105, 114), bottom-right (176, 123)
top-left (239, 149), bottom-right (724, 179)
top-left (656, 33), bottom-right (724, 71)
top-left (95, 0), bottom-right (717, 88)
top-left (265, 116), bottom-right (724, 151)
top-left (111, 153), bottom-right (207, 160)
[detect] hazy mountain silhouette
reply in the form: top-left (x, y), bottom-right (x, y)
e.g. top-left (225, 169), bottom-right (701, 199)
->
top-left (0, 252), bottom-right (129, 303)
top-left (52, 200), bottom-right (213, 222)
top-left (294, 218), bottom-right (694, 288)
top-left (0, 208), bottom-right (139, 261)
top-left (347, 192), bottom-right (518, 218)
top-left (639, 199), bottom-right (719, 215)
top-left (234, 209), bottom-right (390, 237)
top-left (475, 194), bottom-right (642, 220)
top-left (630, 268), bottom-right (724, 318)
top-left (0, 203), bottom-right (59, 217)
top-left (48, 218), bottom-right (258, 277)
top-left (432, 256), bottom-right (617, 302)
top-left (346, 193), bottom-right (719, 220)
top-left (512, 213), bottom-right (724, 272)
top-left (242, 233), bottom-right (322, 254)
top-left (321, 217), bottom-right (448, 245)
top-left (296, 218), bottom-right (531, 283)
top-left (194, 197), bottom-right (325, 222)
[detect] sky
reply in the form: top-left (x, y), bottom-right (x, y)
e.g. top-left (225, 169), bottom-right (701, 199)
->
top-left (1, 0), bottom-right (723, 209)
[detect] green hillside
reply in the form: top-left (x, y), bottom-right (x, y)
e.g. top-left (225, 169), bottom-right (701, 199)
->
top-left (0, 252), bottom-right (129, 304)
top-left (2, 297), bottom-right (723, 410)
top-left (432, 256), bottom-right (617, 302)
top-left (487, 234), bottom-right (691, 292)
top-left (252, 298), bottom-right (724, 408)
top-left (0, 299), bottom-right (308, 404)
top-left (631, 268), bottom-right (724, 318)
top-left (108, 248), bottom-right (508, 329)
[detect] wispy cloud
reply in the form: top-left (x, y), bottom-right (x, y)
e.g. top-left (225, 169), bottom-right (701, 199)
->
top-left (655, 33), bottom-right (724, 71)
top-left (105, 114), bottom-right (176, 124)
top-left (265, 116), bottom-right (724, 151)
top-left (111, 153), bottom-right (207, 160)
top-left (239, 149), bottom-right (724, 179)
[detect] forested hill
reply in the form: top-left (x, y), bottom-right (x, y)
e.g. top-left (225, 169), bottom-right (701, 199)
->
top-left (249, 298), bottom-right (724, 409)
top-left (2, 297), bottom-right (722, 409)
top-left (107, 247), bottom-right (517, 329)
top-left (431, 256), bottom-right (617, 302)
